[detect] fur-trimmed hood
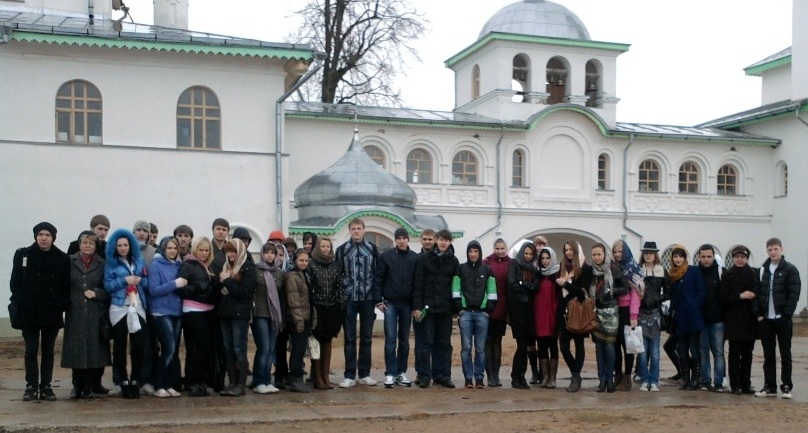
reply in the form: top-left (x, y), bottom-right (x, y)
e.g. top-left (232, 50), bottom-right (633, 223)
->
top-left (105, 228), bottom-right (144, 263)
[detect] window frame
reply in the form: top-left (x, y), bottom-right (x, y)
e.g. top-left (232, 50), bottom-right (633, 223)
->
top-left (597, 153), bottom-right (609, 190)
top-left (364, 144), bottom-right (386, 169)
top-left (716, 164), bottom-right (738, 196)
top-left (512, 149), bottom-right (525, 187)
top-left (55, 80), bottom-right (103, 144)
top-left (406, 148), bottom-right (433, 184)
top-left (452, 150), bottom-right (479, 186)
top-left (678, 161), bottom-right (700, 194)
top-left (638, 159), bottom-right (661, 192)
top-left (176, 86), bottom-right (221, 150)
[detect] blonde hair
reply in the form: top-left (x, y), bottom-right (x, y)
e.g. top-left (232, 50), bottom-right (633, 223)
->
top-left (191, 236), bottom-right (214, 267)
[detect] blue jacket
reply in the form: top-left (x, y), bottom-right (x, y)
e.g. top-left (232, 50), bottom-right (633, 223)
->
top-left (104, 228), bottom-right (149, 309)
top-left (147, 254), bottom-right (182, 316)
top-left (669, 265), bottom-right (705, 336)
top-left (373, 245), bottom-right (418, 304)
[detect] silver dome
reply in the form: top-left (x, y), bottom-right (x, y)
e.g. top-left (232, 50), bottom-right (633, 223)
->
top-left (294, 131), bottom-right (417, 220)
top-left (479, 0), bottom-right (590, 41)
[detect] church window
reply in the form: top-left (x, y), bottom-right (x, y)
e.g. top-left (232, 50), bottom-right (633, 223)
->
top-left (365, 145), bottom-right (386, 169)
top-left (776, 162), bottom-right (788, 197)
top-left (716, 164), bottom-right (737, 195)
top-left (406, 148), bottom-right (432, 183)
top-left (56, 80), bottom-right (102, 144)
top-left (452, 150), bottom-right (478, 185)
top-left (638, 159), bottom-right (660, 192)
top-left (177, 86), bottom-right (221, 149)
top-left (512, 149), bottom-right (525, 187)
top-left (598, 153), bottom-right (610, 190)
top-left (678, 161), bottom-right (700, 194)
top-left (472, 64), bottom-right (480, 99)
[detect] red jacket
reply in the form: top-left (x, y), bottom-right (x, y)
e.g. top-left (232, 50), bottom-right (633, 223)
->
top-left (483, 253), bottom-right (510, 321)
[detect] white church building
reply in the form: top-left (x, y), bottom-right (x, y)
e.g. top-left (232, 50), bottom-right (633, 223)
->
top-left (1, 0), bottom-right (807, 334)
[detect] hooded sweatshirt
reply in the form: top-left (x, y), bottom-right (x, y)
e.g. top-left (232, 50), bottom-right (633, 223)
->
top-left (451, 240), bottom-right (497, 313)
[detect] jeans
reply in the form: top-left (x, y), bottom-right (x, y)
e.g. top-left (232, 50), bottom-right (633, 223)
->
top-left (220, 318), bottom-right (250, 366)
top-left (383, 301), bottom-right (412, 376)
top-left (459, 311), bottom-right (488, 380)
top-left (251, 317), bottom-right (279, 386)
top-left (559, 329), bottom-right (586, 374)
top-left (418, 311), bottom-right (453, 381)
top-left (112, 315), bottom-right (146, 384)
top-left (343, 299), bottom-right (376, 379)
top-left (289, 322), bottom-right (311, 378)
top-left (637, 332), bottom-right (661, 385)
top-left (760, 317), bottom-right (793, 391)
top-left (153, 314), bottom-right (182, 390)
top-left (594, 338), bottom-right (615, 382)
top-left (699, 322), bottom-right (725, 387)
top-left (22, 327), bottom-right (59, 388)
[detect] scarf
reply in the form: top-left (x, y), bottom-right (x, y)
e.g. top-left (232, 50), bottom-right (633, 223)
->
top-left (539, 247), bottom-right (560, 276)
top-left (615, 240), bottom-right (646, 297)
top-left (668, 244), bottom-right (689, 283)
top-left (311, 244), bottom-right (335, 265)
top-left (642, 264), bottom-right (665, 278)
top-left (80, 253), bottom-right (94, 271)
top-left (590, 257), bottom-right (614, 298)
top-left (223, 238), bottom-right (248, 279)
top-left (256, 256), bottom-right (284, 331)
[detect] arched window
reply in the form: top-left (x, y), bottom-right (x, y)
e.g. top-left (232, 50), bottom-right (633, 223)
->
top-left (452, 150), bottom-right (478, 185)
top-left (406, 148), bottom-right (432, 184)
top-left (585, 60), bottom-right (602, 108)
top-left (56, 80), bottom-right (102, 144)
top-left (472, 64), bottom-right (481, 99)
top-left (512, 149), bottom-right (525, 187)
top-left (717, 164), bottom-right (737, 195)
top-left (177, 86), bottom-right (221, 149)
top-left (776, 162), bottom-right (788, 197)
top-left (512, 55), bottom-right (529, 103)
top-left (366, 231), bottom-right (393, 250)
top-left (638, 159), bottom-right (661, 192)
top-left (545, 56), bottom-right (569, 105)
top-left (678, 161), bottom-right (700, 194)
top-left (597, 153), bottom-right (610, 190)
top-left (364, 145), bottom-right (386, 168)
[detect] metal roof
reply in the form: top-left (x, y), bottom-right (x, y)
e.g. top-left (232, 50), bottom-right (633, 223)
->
top-left (479, 0), bottom-right (590, 41)
top-left (697, 98), bottom-right (808, 130)
top-left (744, 47), bottom-right (792, 77)
top-left (0, 11), bottom-right (314, 60)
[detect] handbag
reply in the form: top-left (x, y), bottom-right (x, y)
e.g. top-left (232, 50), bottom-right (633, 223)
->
top-left (565, 297), bottom-right (598, 334)
top-left (8, 303), bottom-right (21, 330)
top-left (624, 325), bottom-right (645, 354)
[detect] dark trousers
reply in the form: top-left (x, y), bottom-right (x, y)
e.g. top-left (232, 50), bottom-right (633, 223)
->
top-left (760, 317), bottom-right (793, 391)
top-left (141, 313), bottom-right (157, 386)
top-left (664, 334), bottom-right (680, 373)
top-left (537, 336), bottom-right (559, 360)
top-left (512, 336), bottom-right (531, 378)
top-left (72, 368), bottom-right (92, 395)
top-left (182, 310), bottom-right (214, 386)
top-left (288, 322), bottom-right (312, 378)
top-left (418, 311), bottom-right (453, 381)
top-left (112, 316), bottom-right (146, 383)
top-left (559, 329), bottom-right (585, 374)
top-left (676, 332), bottom-right (701, 383)
top-left (22, 327), bottom-right (59, 388)
top-left (274, 327), bottom-right (290, 383)
top-left (343, 299), bottom-right (376, 379)
top-left (727, 339), bottom-right (755, 391)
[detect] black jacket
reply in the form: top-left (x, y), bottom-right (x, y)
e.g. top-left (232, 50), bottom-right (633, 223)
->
top-left (641, 266), bottom-right (669, 311)
top-left (721, 264), bottom-right (759, 341)
top-left (756, 256), bottom-right (801, 318)
top-left (217, 261), bottom-right (257, 319)
top-left (178, 258), bottom-right (215, 306)
top-left (413, 245), bottom-right (459, 314)
top-left (374, 245), bottom-right (418, 304)
top-left (9, 243), bottom-right (71, 329)
top-left (699, 263), bottom-right (723, 324)
top-left (452, 241), bottom-right (496, 313)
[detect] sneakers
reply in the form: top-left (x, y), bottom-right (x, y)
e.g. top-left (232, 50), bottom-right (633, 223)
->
top-left (464, 378), bottom-right (474, 389)
top-left (639, 382), bottom-right (649, 392)
top-left (23, 386), bottom-right (37, 402)
top-left (108, 385), bottom-right (122, 397)
top-left (475, 379), bottom-right (484, 389)
top-left (357, 376), bottom-right (378, 386)
top-left (437, 378), bottom-right (456, 388)
top-left (39, 386), bottom-right (57, 401)
top-left (419, 378), bottom-right (430, 388)
top-left (339, 378), bottom-right (357, 388)
top-left (714, 385), bottom-right (725, 393)
top-left (650, 384), bottom-right (659, 392)
top-left (167, 388), bottom-right (182, 397)
top-left (384, 375), bottom-right (395, 388)
top-left (755, 389), bottom-right (777, 397)
top-left (140, 383), bottom-right (155, 395)
top-left (395, 373), bottom-right (412, 387)
top-left (190, 383), bottom-right (209, 397)
top-left (781, 386), bottom-right (792, 399)
top-left (154, 389), bottom-right (171, 398)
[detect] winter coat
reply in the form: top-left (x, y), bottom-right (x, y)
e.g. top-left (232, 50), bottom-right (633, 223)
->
top-left (9, 243), bottom-right (70, 329)
top-left (641, 266), bottom-right (669, 311)
top-left (284, 268), bottom-right (312, 333)
top-left (336, 239), bottom-right (379, 302)
top-left (756, 256), bottom-right (801, 319)
top-left (721, 264), bottom-right (759, 341)
top-left (534, 272), bottom-right (561, 337)
top-left (309, 258), bottom-right (344, 307)
top-left (669, 265), bottom-right (705, 336)
top-left (699, 263), bottom-right (723, 324)
top-left (217, 261), bottom-right (257, 320)
top-left (103, 229), bottom-right (150, 309)
top-left (374, 245), bottom-right (418, 304)
top-left (178, 257), bottom-right (215, 306)
top-left (591, 263), bottom-right (629, 309)
top-left (413, 244), bottom-right (459, 314)
top-left (254, 263), bottom-right (284, 319)
top-left (507, 243), bottom-right (538, 339)
top-left (452, 241), bottom-right (497, 314)
top-left (147, 254), bottom-right (183, 317)
top-left (483, 253), bottom-right (510, 321)
top-left (61, 253), bottom-right (111, 369)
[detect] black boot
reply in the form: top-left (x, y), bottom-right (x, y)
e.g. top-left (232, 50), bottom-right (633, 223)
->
top-left (485, 339), bottom-right (495, 386)
top-left (288, 375), bottom-right (311, 393)
top-left (491, 340), bottom-right (503, 387)
top-left (688, 359), bottom-right (700, 391)
top-left (597, 380), bottom-right (606, 393)
top-left (606, 380), bottom-right (616, 393)
top-left (679, 360), bottom-right (691, 390)
top-left (566, 373), bottom-right (581, 393)
top-left (528, 349), bottom-right (541, 384)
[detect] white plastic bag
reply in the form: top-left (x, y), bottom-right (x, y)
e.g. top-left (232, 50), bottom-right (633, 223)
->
top-left (126, 305), bottom-right (142, 334)
top-left (624, 325), bottom-right (644, 354)
top-left (307, 336), bottom-right (321, 360)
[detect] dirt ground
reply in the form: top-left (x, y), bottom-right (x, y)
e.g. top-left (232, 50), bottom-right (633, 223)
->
top-left (2, 321), bottom-right (808, 432)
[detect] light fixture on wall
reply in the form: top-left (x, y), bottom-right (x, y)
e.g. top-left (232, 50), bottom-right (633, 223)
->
top-left (473, 133), bottom-right (480, 139)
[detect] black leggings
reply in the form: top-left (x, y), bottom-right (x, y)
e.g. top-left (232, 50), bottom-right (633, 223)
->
top-left (112, 316), bottom-right (145, 384)
top-left (559, 329), bottom-right (585, 374)
top-left (537, 336), bottom-right (559, 360)
top-left (727, 339), bottom-right (755, 391)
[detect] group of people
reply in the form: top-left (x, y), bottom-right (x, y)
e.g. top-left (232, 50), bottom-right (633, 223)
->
top-left (8, 215), bottom-right (801, 402)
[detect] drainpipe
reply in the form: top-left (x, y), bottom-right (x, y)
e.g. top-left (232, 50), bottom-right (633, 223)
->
top-left (275, 56), bottom-right (323, 231)
top-left (622, 133), bottom-right (643, 244)
top-left (477, 127), bottom-right (506, 240)
top-left (88, 0), bottom-right (95, 25)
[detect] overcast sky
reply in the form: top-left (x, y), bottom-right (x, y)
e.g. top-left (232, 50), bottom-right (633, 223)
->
top-left (124, 0), bottom-right (793, 126)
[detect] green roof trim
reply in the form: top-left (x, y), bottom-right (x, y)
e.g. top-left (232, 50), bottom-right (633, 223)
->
top-left (744, 54), bottom-right (792, 77)
top-left (446, 32), bottom-right (630, 68)
top-left (11, 31), bottom-right (314, 60)
top-left (708, 103), bottom-right (808, 130)
top-left (289, 209), bottom-right (464, 239)
top-left (527, 105), bottom-right (610, 135)
top-left (286, 113), bottom-right (525, 131)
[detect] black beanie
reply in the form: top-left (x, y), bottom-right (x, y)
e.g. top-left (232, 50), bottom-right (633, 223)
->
top-left (33, 222), bottom-right (57, 240)
top-left (394, 228), bottom-right (409, 239)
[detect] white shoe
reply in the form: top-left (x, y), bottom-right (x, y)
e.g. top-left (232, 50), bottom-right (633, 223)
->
top-left (167, 388), bottom-right (181, 398)
top-left (140, 383), bottom-right (155, 395)
top-left (755, 389), bottom-right (777, 397)
top-left (396, 373), bottom-right (412, 387)
top-left (650, 384), bottom-right (659, 392)
top-left (108, 385), bottom-right (122, 397)
top-left (339, 378), bottom-right (356, 388)
top-left (781, 387), bottom-right (792, 399)
top-left (153, 389), bottom-right (170, 398)
top-left (639, 382), bottom-right (649, 391)
top-left (254, 384), bottom-right (271, 394)
top-left (384, 375), bottom-right (395, 388)
top-left (358, 376), bottom-right (378, 386)
top-left (265, 384), bottom-right (280, 394)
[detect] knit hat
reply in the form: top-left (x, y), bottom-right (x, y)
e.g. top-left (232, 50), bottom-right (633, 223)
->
top-left (232, 227), bottom-right (252, 242)
top-left (394, 228), bottom-right (409, 239)
top-left (731, 245), bottom-right (750, 257)
top-left (90, 214), bottom-right (110, 228)
top-left (133, 220), bottom-right (151, 233)
top-left (268, 230), bottom-right (286, 242)
top-left (33, 222), bottom-right (57, 240)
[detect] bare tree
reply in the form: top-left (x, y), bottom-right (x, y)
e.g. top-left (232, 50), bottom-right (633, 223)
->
top-left (288, 0), bottom-right (426, 106)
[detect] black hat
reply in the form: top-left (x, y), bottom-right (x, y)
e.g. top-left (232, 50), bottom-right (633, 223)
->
top-left (731, 245), bottom-right (750, 258)
top-left (33, 222), bottom-right (57, 240)
top-left (232, 227), bottom-right (252, 242)
top-left (394, 228), bottom-right (409, 239)
top-left (641, 241), bottom-right (659, 252)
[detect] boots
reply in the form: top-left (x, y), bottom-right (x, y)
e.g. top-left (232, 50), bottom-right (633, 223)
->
top-left (485, 339), bottom-right (495, 386)
top-left (566, 372), bottom-right (581, 393)
top-left (614, 372), bottom-right (623, 388)
top-left (313, 359), bottom-right (329, 390)
top-left (546, 359), bottom-right (558, 389)
top-left (538, 359), bottom-right (550, 388)
top-left (489, 340), bottom-right (502, 387)
top-left (689, 359), bottom-right (700, 390)
top-left (317, 341), bottom-right (334, 389)
top-left (221, 361), bottom-right (246, 396)
top-left (220, 363), bottom-right (237, 396)
top-left (679, 359), bottom-right (691, 390)
top-left (288, 375), bottom-right (311, 393)
top-left (528, 350), bottom-right (541, 384)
